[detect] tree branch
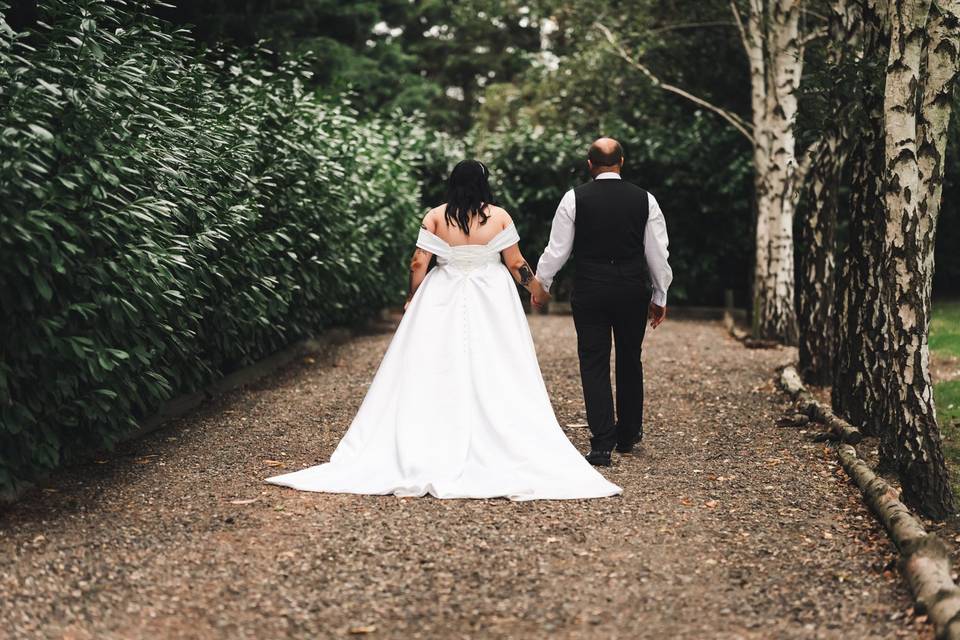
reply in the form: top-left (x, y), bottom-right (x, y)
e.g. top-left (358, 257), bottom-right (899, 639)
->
top-left (729, 0), bottom-right (752, 56)
top-left (800, 26), bottom-right (829, 46)
top-left (649, 20), bottom-right (738, 33)
top-left (596, 22), bottom-right (756, 143)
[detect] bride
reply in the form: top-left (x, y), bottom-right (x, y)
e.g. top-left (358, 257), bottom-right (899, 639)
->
top-left (266, 160), bottom-right (621, 500)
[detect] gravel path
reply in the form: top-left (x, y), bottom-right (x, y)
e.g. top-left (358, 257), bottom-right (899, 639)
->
top-left (0, 315), bottom-right (928, 639)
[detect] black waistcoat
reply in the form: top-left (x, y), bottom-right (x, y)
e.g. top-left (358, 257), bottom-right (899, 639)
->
top-left (573, 178), bottom-right (649, 264)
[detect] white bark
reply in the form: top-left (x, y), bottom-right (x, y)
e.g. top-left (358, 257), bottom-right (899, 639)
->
top-left (747, 0), bottom-right (806, 343)
top-left (798, 1), bottom-right (863, 385)
top-left (832, 0), bottom-right (891, 438)
top-left (881, 0), bottom-right (958, 518)
top-left (602, 3), bottom-right (819, 344)
top-left (918, 0), bottom-right (960, 286)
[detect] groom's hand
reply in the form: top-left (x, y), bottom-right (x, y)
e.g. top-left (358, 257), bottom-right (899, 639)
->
top-left (530, 278), bottom-right (550, 310)
top-left (648, 302), bottom-right (667, 328)
top-left (531, 291), bottom-right (548, 310)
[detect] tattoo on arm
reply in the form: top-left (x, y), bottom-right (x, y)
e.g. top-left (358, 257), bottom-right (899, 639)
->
top-left (518, 262), bottom-right (534, 287)
top-left (408, 248), bottom-right (429, 298)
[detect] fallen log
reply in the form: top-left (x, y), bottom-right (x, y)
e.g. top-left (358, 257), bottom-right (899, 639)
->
top-left (726, 322), bottom-right (778, 349)
top-left (724, 302), bottom-right (777, 349)
top-left (775, 412), bottom-right (810, 427)
top-left (799, 398), bottom-right (863, 445)
top-left (838, 444), bottom-right (960, 640)
top-left (777, 366), bottom-right (862, 444)
top-left (743, 337), bottom-right (780, 350)
top-left (780, 366), bottom-right (804, 396)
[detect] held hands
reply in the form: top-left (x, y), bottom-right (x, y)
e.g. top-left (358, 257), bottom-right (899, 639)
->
top-left (531, 291), bottom-right (551, 310)
top-left (530, 278), bottom-right (551, 310)
top-left (648, 302), bottom-right (667, 329)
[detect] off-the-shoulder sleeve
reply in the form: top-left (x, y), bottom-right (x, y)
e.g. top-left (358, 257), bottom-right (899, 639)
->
top-left (416, 228), bottom-right (450, 257)
top-left (488, 223), bottom-right (520, 253)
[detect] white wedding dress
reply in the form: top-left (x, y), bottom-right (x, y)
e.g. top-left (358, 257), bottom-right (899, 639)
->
top-left (265, 223), bottom-right (621, 500)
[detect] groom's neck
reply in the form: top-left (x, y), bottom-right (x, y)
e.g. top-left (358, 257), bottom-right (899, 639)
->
top-left (590, 166), bottom-right (621, 178)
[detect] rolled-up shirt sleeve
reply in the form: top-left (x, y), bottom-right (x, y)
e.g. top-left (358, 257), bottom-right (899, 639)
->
top-left (645, 192), bottom-right (673, 306)
top-left (535, 189), bottom-right (576, 293)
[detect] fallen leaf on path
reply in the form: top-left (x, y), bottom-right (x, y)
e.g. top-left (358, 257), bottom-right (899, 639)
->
top-left (263, 460), bottom-right (284, 467)
top-left (348, 625), bottom-right (376, 634)
top-left (229, 498), bottom-right (259, 505)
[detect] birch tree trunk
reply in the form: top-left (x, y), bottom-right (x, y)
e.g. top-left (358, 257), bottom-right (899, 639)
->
top-left (605, 2), bottom-right (817, 346)
top-left (750, 0), bottom-right (805, 344)
top-left (744, 0), bottom-right (772, 341)
top-left (882, 0), bottom-right (959, 519)
top-left (833, 0), bottom-right (891, 437)
top-left (797, 1), bottom-right (862, 385)
top-left (798, 140), bottom-right (839, 385)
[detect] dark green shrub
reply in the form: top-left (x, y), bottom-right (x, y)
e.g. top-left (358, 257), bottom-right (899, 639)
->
top-left (0, 0), bottom-right (453, 492)
top-left (473, 115), bottom-right (753, 305)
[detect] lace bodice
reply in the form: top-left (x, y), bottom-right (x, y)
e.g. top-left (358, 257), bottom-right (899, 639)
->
top-left (416, 224), bottom-right (520, 271)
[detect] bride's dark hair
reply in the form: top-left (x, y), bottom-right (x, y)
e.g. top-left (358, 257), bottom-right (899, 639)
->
top-left (444, 159), bottom-right (494, 235)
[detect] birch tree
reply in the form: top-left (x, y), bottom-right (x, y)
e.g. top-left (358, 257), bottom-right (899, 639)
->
top-left (832, 0), bottom-right (890, 435)
top-left (742, 0), bottom-right (810, 343)
top-left (797, 1), bottom-right (862, 385)
top-left (881, 0), bottom-right (959, 518)
top-left (600, 0), bottom-right (821, 344)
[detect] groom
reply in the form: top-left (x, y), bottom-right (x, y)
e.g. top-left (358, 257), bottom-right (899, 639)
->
top-left (533, 138), bottom-right (673, 467)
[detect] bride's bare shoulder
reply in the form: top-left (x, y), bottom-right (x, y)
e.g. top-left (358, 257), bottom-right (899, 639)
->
top-left (485, 205), bottom-right (512, 230)
top-left (422, 205), bottom-right (445, 233)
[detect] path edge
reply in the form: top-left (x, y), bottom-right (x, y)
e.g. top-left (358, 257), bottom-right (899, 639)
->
top-left (0, 320), bottom-right (368, 506)
top-left (778, 365), bottom-right (960, 640)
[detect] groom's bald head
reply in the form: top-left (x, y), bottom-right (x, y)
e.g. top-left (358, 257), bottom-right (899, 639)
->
top-left (587, 137), bottom-right (624, 176)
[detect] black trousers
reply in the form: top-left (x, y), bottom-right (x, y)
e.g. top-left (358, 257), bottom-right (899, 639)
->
top-left (570, 259), bottom-right (650, 451)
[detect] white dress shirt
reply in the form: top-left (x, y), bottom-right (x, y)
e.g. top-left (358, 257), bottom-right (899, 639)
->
top-left (534, 172), bottom-right (673, 307)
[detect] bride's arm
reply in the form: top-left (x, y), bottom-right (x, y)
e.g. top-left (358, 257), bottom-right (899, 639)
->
top-left (405, 212), bottom-right (438, 310)
top-left (501, 243), bottom-right (548, 300)
top-left (406, 246), bottom-right (432, 309)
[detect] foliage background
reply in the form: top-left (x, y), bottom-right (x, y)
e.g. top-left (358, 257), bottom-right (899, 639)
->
top-left (0, 0), bottom-right (459, 491)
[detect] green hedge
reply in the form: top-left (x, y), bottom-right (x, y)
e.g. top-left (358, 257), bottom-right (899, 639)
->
top-left (0, 0), bottom-right (457, 492)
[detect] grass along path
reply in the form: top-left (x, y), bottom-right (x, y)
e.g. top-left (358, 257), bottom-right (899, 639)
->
top-left (0, 315), bottom-right (925, 639)
top-left (932, 300), bottom-right (960, 501)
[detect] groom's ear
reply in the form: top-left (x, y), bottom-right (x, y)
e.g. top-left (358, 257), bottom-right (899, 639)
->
top-left (587, 159), bottom-right (594, 172)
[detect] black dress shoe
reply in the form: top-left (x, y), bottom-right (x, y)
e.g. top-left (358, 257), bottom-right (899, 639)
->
top-left (585, 449), bottom-right (612, 466)
top-left (615, 432), bottom-right (643, 454)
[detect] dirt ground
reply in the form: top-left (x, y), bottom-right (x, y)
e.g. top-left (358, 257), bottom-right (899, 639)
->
top-left (0, 315), bottom-right (930, 639)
